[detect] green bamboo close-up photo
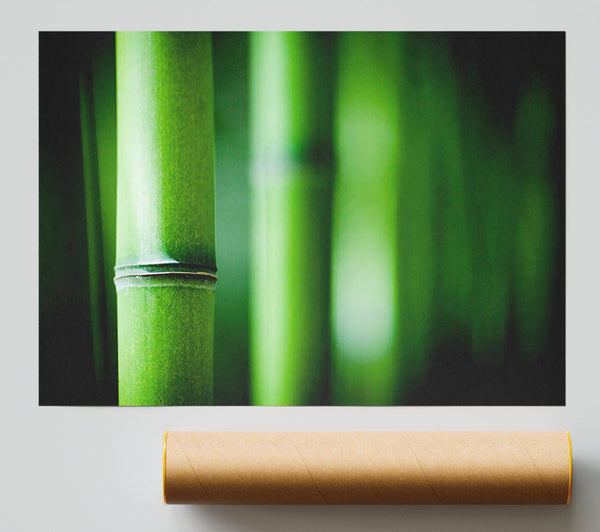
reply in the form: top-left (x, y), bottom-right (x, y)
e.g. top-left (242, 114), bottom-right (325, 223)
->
top-left (39, 31), bottom-right (565, 406)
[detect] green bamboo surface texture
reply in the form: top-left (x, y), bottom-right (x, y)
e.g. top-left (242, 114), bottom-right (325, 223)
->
top-left (115, 32), bottom-right (216, 405)
top-left (249, 32), bottom-right (333, 405)
top-left (116, 275), bottom-right (214, 405)
top-left (331, 32), bottom-right (402, 405)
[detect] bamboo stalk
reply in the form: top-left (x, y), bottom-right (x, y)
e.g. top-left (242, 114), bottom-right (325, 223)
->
top-left (330, 32), bottom-right (402, 405)
top-left (115, 32), bottom-right (216, 405)
top-left (91, 33), bottom-right (118, 400)
top-left (212, 32), bottom-right (251, 405)
top-left (513, 80), bottom-right (556, 362)
top-left (249, 32), bottom-right (334, 405)
top-left (395, 35), bottom-right (436, 395)
top-left (79, 63), bottom-right (108, 392)
top-left (443, 61), bottom-right (511, 366)
top-left (425, 38), bottom-right (473, 340)
top-left (466, 116), bottom-right (513, 363)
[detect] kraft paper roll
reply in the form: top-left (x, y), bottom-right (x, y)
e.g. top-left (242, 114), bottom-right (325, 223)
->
top-left (163, 431), bottom-right (572, 505)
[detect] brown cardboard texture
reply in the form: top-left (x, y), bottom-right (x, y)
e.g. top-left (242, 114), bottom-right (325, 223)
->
top-left (163, 431), bottom-right (571, 505)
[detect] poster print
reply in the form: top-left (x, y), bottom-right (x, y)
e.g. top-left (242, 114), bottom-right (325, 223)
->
top-left (39, 31), bottom-right (565, 405)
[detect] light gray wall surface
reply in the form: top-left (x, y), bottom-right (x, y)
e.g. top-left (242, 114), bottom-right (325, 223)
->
top-left (2, 1), bottom-right (599, 530)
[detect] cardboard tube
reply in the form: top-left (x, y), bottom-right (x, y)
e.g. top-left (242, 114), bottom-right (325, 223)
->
top-left (163, 431), bottom-right (572, 504)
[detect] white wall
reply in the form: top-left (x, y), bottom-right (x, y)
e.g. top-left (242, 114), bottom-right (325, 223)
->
top-left (3, 1), bottom-right (599, 530)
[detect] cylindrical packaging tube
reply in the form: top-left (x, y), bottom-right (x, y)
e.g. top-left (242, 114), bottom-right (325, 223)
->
top-left (163, 431), bottom-right (572, 504)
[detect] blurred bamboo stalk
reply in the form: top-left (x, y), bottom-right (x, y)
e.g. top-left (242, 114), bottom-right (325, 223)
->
top-left (79, 63), bottom-right (108, 392)
top-left (513, 80), bottom-right (556, 362)
top-left (395, 35), bottom-right (436, 394)
top-left (425, 38), bottom-right (473, 340)
top-left (91, 34), bottom-right (118, 399)
top-left (330, 32), bottom-right (402, 405)
top-left (249, 32), bottom-right (334, 405)
top-left (115, 32), bottom-right (216, 405)
top-left (212, 32), bottom-right (251, 405)
top-left (40, 33), bottom-right (106, 404)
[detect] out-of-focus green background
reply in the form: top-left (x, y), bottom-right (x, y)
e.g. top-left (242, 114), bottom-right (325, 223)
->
top-left (39, 31), bottom-right (565, 406)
